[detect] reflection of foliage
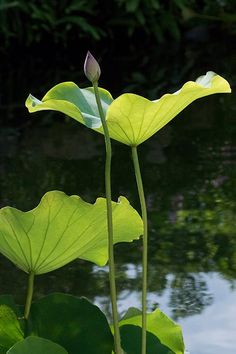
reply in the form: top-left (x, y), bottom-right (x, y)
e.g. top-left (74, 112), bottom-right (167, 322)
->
top-left (169, 273), bottom-right (213, 320)
top-left (0, 123), bottom-right (105, 210)
top-left (150, 168), bottom-right (236, 280)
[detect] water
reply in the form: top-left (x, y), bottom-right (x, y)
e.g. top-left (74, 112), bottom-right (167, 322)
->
top-left (0, 42), bottom-right (236, 353)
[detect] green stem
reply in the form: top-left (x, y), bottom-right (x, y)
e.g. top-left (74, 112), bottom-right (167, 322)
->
top-left (131, 146), bottom-right (148, 354)
top-left (93, 81), bottom-right (122, 354)
top-left (24, 271), bottom-right (35, 320)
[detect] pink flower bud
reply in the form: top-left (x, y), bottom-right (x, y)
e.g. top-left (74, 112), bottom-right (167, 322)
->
top-left (84, 51), bottom-right (101, 83)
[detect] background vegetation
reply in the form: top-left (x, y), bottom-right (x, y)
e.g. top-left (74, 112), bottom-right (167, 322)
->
top-left (0, 0), bottom-right (236, 50)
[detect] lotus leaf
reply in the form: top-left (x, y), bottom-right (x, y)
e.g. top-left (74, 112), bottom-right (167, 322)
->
top-left (0, 305), bottom-right (23, 350)
top-left (119, 308), bottom-right (184, 354)
top-left (26, 71), bottom-right (231, 146)
top-left (0, 191), bottom-right (143, 274)
top-left (28, 293), bottom-right (113, 354)
top-left (7, 336), bottom-right (68, 354)
top-left (26, 84), bottom-right (113, 128)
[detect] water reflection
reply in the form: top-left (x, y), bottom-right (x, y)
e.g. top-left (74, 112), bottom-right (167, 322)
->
top-left (169, 273), bottom-right (213, 320)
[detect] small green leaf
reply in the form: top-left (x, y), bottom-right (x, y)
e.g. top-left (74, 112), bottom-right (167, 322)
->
top-left (26, 72), bottom-right (231, 146)
top-left (29, 293), bottom-right (113, 354)
top-left (121, 307), bottom-right (141, 320)
top-left (0, 305), bottom-right (23, 349)
top-left (119, 308), bottom-right (185, 354)
top-left (0, 191), bottom-right (143, 274)
top-left (6, 336), bottom-right (68, 354)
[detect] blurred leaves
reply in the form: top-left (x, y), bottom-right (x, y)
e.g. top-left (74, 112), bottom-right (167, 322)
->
top-left (1, 0), bottom-right (236, 48)
top-left (0, 303), bottom-right (23, 352)
top-left (0, 0), bottom-right (104, 46)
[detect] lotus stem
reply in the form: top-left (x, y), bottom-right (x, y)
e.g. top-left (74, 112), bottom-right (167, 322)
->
top-left (93, 81), bottom-right (122, 354)
top-left (24, 271), bottom-right (35, 320)
top-left (131, 146), bottom-right (148, 354)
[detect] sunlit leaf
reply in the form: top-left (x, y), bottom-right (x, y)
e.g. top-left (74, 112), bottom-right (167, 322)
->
top-left (119, 308), bottom-right (185, 354)
top-left (0, 191), bottom-right (143, 274)
top-left (28, 293), bottom-right (113, 354)
top-left (26, 72), bottom-right (231, 146)
top-left (26, 82), bottom-right (113, 128)
top-left (7, 336), bottom-right (68, 354)
top-left (105, 71), bottom-right (231, 145)
top-left (0, 305), bottom-right (23, 350)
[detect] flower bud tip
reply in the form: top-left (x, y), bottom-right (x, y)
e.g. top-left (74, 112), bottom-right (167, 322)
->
top-left (84, 51), bottom-right (101, 83)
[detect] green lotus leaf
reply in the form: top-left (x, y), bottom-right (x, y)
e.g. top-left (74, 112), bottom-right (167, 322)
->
top-left (119, 308), bottom-right (184, 354)
top-left (7, 336), bottom-right (68, 354)
top-left (105, 71), bottom-right (231, 145)
top-left (26, 82), bottom-right (113, 128)
top-left (28, 293), bottom-right (113, 354)
top-left (26, 71), bottom-right (231, 146)
top-left (0, 305), bottom-right (23, 350)
top-left (0, 191), bottom-right (143, 274)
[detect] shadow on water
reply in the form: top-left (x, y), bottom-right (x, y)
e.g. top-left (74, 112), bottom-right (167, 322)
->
top-left (0, 38), bottom-right (236, 352)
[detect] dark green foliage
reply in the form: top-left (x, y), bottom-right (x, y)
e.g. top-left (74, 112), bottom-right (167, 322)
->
top-left (29, 293), bottom-right (114, 354)
top-left (0, 296), bottom-right (24, 353)
top-left (0, 294), bottom-right (114, 353)
top-left (7, 337), bottom-right (68, 354)
top-left (120, 325), bottom-right (173, 354)
top-left (0, 0), bottom-right (104, 47)
top-left (0, 305), bottom-right (23, 350)
top-left (1, 0), bottom-right (236, 49)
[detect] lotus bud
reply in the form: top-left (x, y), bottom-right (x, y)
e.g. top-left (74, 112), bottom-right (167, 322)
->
top-left (84, 51), bottom-right (101, 83)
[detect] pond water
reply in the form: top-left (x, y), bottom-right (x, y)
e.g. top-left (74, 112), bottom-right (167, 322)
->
top-left (0, 41), bottom-right (235, 354)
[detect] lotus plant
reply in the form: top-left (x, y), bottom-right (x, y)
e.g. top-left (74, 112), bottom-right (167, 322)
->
top-left (26, 61), bottom-right (231, 353)
top-left (83, 51), bottom-right (122, 353)
top-left (0, 191), bottom-right (143, 315)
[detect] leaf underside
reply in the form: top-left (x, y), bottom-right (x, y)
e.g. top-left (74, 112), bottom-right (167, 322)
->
top-left (0, 191), bottom-right (143, 274)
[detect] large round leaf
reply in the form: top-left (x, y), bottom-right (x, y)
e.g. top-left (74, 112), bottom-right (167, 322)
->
top-left (0, 191), bottom-right (143, 274)
top-left (28, 293), bottom-right (113, 354)
top-left (7, 336), bottom-right (68, 354)
top-left (119, 308), bottom-right (185, 354)
top-left (26, 72), bottom-right (231, 146)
